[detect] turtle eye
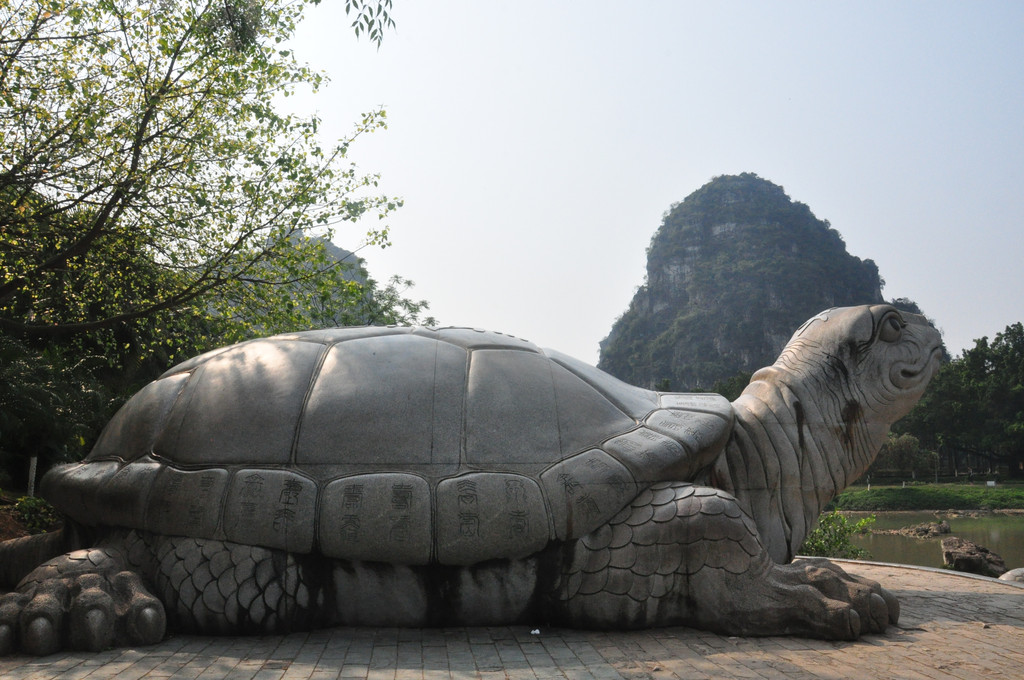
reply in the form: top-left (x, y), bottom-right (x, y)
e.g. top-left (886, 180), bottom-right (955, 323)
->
top-left (879, 314), bottom-right (904, 343)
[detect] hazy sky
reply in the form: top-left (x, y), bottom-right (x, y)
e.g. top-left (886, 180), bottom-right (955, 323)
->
top-left (288, 1), bottom-right (1024, 365)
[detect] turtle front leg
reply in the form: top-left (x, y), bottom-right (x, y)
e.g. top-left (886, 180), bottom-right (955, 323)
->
top-left (0, 542), bottom-right (165, 656)
top-left (548, 482), bottom-right (898, 640)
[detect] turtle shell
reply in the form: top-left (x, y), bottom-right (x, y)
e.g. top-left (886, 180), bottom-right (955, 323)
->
top-left (42, 327), bottom-right (732, 566)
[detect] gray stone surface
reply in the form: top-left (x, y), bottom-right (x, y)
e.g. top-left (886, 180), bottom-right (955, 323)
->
top-left (145, 467), bottom-right (229, 539)
top-left (222, 469), bottom-right (317, 553)
top-left (544, 348), bottom-right (660, 418)
top-left (92, 458), bottom-right (161, 529)
top-left (465, 349), bottom-right (564, 466)
top-left (0, 305), bottom-right (942, 655)
top-left (88, 373), bottom-right (188, 462)
top-left (298, 335), bottom-right (461, 468)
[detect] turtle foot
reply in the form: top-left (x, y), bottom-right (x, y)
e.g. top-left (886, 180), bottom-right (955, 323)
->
top-left (0, 548), bottom-right (165, 656)
top-left (778, 558), bottom-right (899, 635)
top-left (672, 555), bottom-right (897, 641)
top-left (700, 556), bottom-right (900, 640)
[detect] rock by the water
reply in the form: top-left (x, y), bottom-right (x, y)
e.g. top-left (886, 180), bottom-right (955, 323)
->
top-left (998, 568), bottom-right (1024, 583)
top-left (941, 537), bottom-right (1007, 578)
top-left (877, 520), bottom-right (950, 538)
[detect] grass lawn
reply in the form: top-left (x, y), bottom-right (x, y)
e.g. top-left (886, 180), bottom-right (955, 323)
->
top-left (832, 482), bottom-right (1024, 511)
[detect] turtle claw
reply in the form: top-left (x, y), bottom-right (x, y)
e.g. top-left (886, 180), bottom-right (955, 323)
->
top-left (18, 586), bottom-right (68, 656)
top-left (0, 592), bottom-right (30, 656)
top-left (112, 571), bottom-right (166, 646)
top-left (68, 574), bottom-right (116, 652)
top-left (868, 593), bottom-right (890, 632)
top-left (0, 549), bottom-right (166, 655)
top-left (22, 609), bottom-right (61, 657)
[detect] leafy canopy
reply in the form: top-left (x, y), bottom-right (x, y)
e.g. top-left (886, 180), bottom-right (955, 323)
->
top-left (0, 0), bottom-right (406, 356)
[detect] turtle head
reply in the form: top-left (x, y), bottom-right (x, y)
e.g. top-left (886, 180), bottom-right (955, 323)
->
top-left (777, 305), bottom-right (941, 419)
top-left (746, 304), bottom-right (943, 459)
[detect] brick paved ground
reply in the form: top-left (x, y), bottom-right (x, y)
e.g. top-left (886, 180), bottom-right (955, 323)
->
top-left (2, 562), bottom-right (1022, 680)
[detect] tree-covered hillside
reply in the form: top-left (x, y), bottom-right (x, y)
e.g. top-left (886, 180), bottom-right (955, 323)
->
top-left (599, 173), bottom-right (919, 390)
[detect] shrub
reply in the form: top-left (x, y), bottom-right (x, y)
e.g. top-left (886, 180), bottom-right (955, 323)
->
top-left (15, 496), bottom-right (61, 534)
top-left (798, 511), bottom-right (874, 559)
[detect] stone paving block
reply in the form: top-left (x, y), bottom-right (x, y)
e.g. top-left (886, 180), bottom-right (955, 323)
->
top-left (169, 662), bottom-right (216, 679)
top-left (365, 668), bottom-right (396, 680)
top-left (192, 659), bottom-right (237, 680)
top-left (281, 666), bottom-right (317, 680)
top-left (420, 670), bottom-right (451, 680)
top-left (554, 670), bottom-right (592, 680)
top-left (338, 648), bottom-right (371, 663)
top-left (253, 666), bottom-right (291, 680)
top-left (308, 671), bottom-right (343, 680)
top-left (470, 646), bottom-right (504, 671)
top-left (292, 650), bottom-right (325, 666)
top-left (531, 671), bottom-right (566, 680)
top-left (34, 665), bottom-right (91, 680)
top-left (312, 659), bottom-right (342, 676)
top-left (392, 671), bottom-right (420, 680)
top-left (524, 655), bottom-right (557, 667)
top-left (586, 667), bottom-right (624, 680)
top-left (110, 658), bottom-right (170, 680)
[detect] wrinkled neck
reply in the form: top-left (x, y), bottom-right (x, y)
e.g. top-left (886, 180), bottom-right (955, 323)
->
top-left (713, 368), bottom-right (886, 562)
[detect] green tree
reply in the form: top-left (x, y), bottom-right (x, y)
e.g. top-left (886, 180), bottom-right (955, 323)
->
top-left (0, 335), bottom-right (109, 489)
top-left (1, 0), bottom-right (404, 351)
top-left (865, 433), bottom-right (932, 480)
top-left (708, 371), bottom-right (752, 401)
top-left (898, 322), bottom-right (1024, 475)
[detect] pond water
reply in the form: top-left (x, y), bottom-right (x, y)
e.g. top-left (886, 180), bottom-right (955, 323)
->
top-left (845, 511), bottom-right (1024, 570)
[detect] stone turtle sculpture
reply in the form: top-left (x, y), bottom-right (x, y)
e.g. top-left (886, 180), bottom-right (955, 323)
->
top-left (0, 304), bottom-right (941, 655)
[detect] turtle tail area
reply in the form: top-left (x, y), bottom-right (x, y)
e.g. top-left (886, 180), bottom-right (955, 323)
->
top-left (0, 523), bottom-right (92, 589)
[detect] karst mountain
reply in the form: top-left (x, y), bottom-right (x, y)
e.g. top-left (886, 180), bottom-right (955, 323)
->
top-left (598, 173), bottom-right (922, 391)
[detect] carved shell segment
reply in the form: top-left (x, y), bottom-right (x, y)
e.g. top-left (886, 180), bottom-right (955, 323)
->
top-left (540, 449), bottom-right (637, 541)
top-left (434, 472), bottom-right (549, 565)
top-left (319, 474), bottom-right (432, 563)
